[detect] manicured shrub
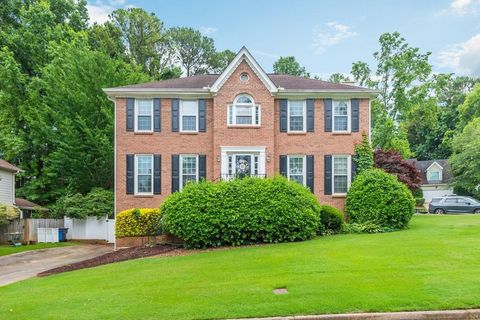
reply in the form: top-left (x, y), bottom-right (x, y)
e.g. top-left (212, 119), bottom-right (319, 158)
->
top-left (346, 169), bottom-right (415, 230)
top-left (319, 205), bottom-right (344, 234)
top-left (161, 176), bottom-right (320, 248)
top-left (415, 198), bottom-right (425, 206)
top-left (342, 222), bottom-right (385, 234)
top-left (0, 204), bottom-right (20, 225)
top-left (116, 208), bottom-right (162, 237)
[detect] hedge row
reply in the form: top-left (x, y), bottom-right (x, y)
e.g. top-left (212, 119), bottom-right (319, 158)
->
top-left (116, 208), bottom-right (162, 237)
top-left (161, 176), bottom-right (320, 248)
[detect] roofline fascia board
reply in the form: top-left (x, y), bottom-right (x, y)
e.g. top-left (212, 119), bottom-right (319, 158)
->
top-left (102, 88), bottom-right (213, 99)
top-left (275, 91), bottom-right (379, 99)
top-left (426, 161), bottom-right (444, 171)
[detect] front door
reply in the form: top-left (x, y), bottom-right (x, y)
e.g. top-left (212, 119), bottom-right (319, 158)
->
top-left (234, 154), bottom-right (252, 178)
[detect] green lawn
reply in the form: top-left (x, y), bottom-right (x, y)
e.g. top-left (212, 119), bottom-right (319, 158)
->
top-left (1, 215), bottom-right (480, 320)
top-left (0, 242), bottom-right (76, 257)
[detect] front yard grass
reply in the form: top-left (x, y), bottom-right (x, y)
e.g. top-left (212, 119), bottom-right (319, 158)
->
top-left (1, 215), bottom-right (480, 319)
top-left (0, 242), bottom-right (76, 257)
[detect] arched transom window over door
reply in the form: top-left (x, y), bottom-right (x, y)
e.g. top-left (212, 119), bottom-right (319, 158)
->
top-left (228, 94), bottom-right (261, 126)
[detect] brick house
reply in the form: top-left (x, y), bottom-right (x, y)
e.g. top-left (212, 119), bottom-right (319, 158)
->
top-left (104, 47), bottom-right (378, 215)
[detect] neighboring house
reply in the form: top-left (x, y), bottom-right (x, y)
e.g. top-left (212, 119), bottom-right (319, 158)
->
top-left (0, 159), bottom-right (42, 218)
top-left (408, 159), bottom-right (454, 203)
top-left (103, 47), bottom-right (379, 214)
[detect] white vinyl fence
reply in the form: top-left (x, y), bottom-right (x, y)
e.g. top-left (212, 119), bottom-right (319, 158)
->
top-left (64, 216), bottom-right (115, 243)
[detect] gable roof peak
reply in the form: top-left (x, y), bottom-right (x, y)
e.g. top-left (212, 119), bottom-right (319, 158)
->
top-left (210, 46), bottom-right (278, 93)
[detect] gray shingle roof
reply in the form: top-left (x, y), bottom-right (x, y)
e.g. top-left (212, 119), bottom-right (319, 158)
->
top-left (407, 159), bottom-right (453, 185)
top-left (112, 73), bottom-right (375, 92)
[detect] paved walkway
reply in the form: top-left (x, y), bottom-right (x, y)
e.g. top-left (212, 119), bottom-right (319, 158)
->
top-left (0, 244), bottom-right (112, 286)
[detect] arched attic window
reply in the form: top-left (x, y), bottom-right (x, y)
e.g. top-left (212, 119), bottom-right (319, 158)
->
top-left (228, 94), bottom-right (260, 126)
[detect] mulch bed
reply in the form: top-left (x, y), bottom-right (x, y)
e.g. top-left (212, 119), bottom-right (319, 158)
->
top-left (38, 244), bottom-right (178, 277)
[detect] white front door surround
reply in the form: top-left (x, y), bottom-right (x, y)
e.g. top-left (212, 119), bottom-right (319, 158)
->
top-left (220, 146), bottom-right (266, 179)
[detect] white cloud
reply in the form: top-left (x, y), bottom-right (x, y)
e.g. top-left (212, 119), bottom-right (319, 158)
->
top-left (438, 0), bottom-right (480, 15)
top-left (437, 33), bottom-right (480, 76)
top-left (86, 1), bottom-right (131, 25)
top-left (312, 22), bottom-right (357, 53)
top-left (87, 4), bottom-right (113, 24)
top-left (199, 26), bottom-right (217, 35)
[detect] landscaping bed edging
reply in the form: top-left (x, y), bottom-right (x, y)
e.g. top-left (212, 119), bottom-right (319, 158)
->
top-left (230, 308), bottom-right (480, 320)
top-left (116, 233), bottom-right (183, 248)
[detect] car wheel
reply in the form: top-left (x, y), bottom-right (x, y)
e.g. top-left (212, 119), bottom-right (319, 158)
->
top-left (434, 208), bottom-right (445, 214)
top-left (474, 208), bottom-right (480, 214)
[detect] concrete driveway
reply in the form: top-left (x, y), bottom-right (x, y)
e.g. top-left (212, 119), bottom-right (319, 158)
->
top-left (0, 244), bottom-right (112, 286)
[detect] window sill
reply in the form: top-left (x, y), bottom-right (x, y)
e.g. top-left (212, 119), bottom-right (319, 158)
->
top-left (227, 125), bottom-right (261, 129)
top-left (287, 132), bottom-right (307, 135)
top-left (179, 132), bottom-right (199, 135)
top-left (332, 194), bottom-right (347, 198)
top-left (134, 194), bottom-right (154, 198)
top-left (332, 131), bottom-right (352, 135)
top-left (134, 131), bottom-right (154, 135)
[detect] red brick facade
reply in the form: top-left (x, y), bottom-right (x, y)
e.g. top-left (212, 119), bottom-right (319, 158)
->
top-left (113, 59), bottom-right (372, 214)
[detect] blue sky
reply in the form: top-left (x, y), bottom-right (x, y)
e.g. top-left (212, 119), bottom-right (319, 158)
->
top-left (87, 0), bottom-right (480, 78)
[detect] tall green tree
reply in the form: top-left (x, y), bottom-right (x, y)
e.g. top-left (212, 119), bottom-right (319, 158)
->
top-left (329, 73), bottom-right (351, 83)
top-left (209, 49), bottom-right (236, 73)
top-left (449, 118), bottom-right (480, 198)
top-left (273, 56), bottom-right (310, 77)
top-left (168, 27), bottom-right (216, 76)
top-left (351, 32), bottom-right (431, 156)
top-left (110, 8), bottom-right (171, 78)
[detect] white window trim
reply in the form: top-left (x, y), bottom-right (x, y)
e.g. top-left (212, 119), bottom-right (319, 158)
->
top-left (427, 169), bottom-right (442, 182)
top-left (134, 99), bottom-right (154, 133)
top-left (332, 155), bottom-right (351, 196)
top-left (220, 146), bottom-right (266, 179)
top-left (134, 154), bottom-right (154, 195)
top-left (332, 100), bottom-right (351, 133)
top-left (287, 155), bottom-right (307, 186)
top-left (227, 95), bottom-right (261, 126)
top-left (287, 100), bottom-right (307, 133)
top-left (179, 100), bottom-right (199, 132)
top-left (179, 154), bottom-right (199, 191)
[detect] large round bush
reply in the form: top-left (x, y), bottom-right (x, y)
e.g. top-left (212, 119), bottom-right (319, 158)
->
top-left (319, 205), bottom-right (344, 234)
top-left (116, 208), bottom-right (162, 237)
top-left (346, 169), bottom-right (415, 230)
top-left (161, 176), bottom-right (320, 248)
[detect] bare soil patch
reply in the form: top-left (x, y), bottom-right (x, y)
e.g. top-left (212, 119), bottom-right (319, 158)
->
top-left (38, 244), bottom-right (176, 277)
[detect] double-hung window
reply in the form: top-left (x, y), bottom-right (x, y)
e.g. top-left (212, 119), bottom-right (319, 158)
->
top-left (287, 155), bottom-right (306, 186)
top-left (180, 155), bottom-right (198, 190)
top-left (180, 100), bottom-right (198, 132)
top-left (332, 155), bottom-right (350, 194)
top-left (135, 99), bottom-right (153, 132)
top-left (288, 100), bottom-right (306, 132)
top-left (333, 100), bottom-right (350, 132)
top-left (135, 155), bottom-right (153, 194)
top-left (228, 94), bottom-right (260, 126)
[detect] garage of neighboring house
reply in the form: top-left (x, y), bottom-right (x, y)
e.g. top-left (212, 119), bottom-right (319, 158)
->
top-left (408, 159), bottom-right (454, 203)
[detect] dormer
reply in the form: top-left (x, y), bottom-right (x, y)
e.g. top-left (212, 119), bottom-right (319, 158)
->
top-left (426, 161), bottom-right (443, 183)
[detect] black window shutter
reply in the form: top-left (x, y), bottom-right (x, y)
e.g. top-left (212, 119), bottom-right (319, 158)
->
top-left (306, 155), bottom-right (314, 193)
top-left (198, 99), bottom-right (206, 132)
top-left (126, 154), bottom-right (134, 194)
top-left (324, 155), bottom-right (332, 195)
top-left (171, 98), bottom-right (179, 132)
top-left (154, 155), bottom-right (161, 194)
top-left (126, 98), bottom-right (135, 131)
top-left (351, 98), bottom-right (360, 132)
top-left (153, 98), bottom-right (161, 132)
top-left (324, 99), bottom-right (332, 132)
top-left (351, 156), bottom-right (357, 182)
top-left (279, 155), bottom-right (287, 176)
top-left (280, 99), bottom-right (288, 132)
top-left (199, 155), bottom-right (206, 180)
top-left (306, 99), bottom-right (314, 132)
top-left (171, 155), bottom-right (180, 192)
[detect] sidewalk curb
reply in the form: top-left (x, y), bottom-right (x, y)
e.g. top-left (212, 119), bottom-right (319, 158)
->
top-left (229, 309), bottom-right (480, 320)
